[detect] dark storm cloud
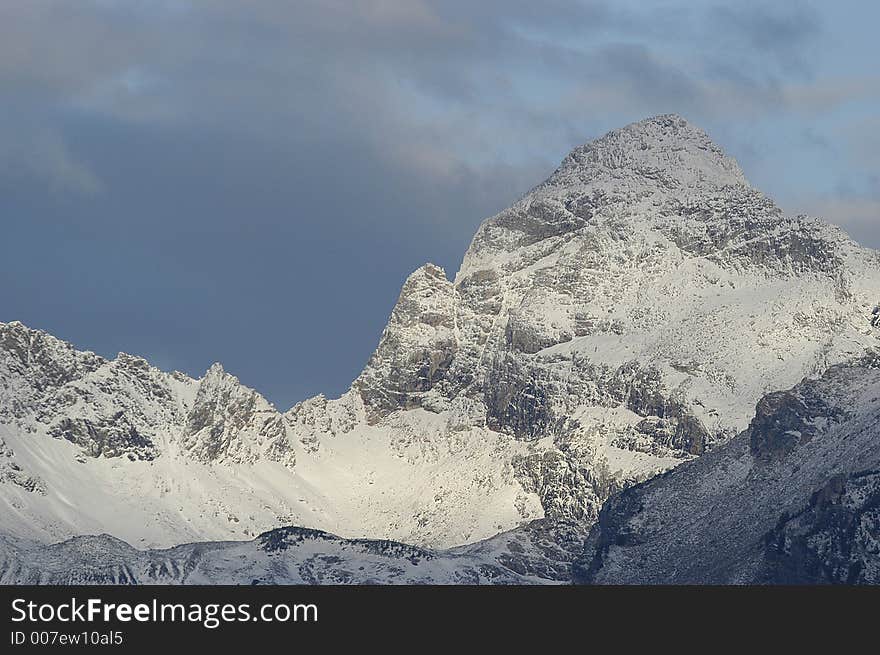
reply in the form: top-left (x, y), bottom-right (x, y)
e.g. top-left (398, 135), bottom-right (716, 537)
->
top-left (0, 1), bottom-right (875, 407)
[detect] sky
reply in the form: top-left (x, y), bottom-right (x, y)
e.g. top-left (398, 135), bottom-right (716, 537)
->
top-left (1, 0), bottom-right (878, 408)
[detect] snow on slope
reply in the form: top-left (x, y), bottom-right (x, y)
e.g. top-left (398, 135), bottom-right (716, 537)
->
top-left (1, 114), bottom-right (878, 556)
top-left (577, 352), bottom-right (880, 584)
top-left (0, 383), bottom-right (543, 549)
top-left (4, 355), bottom-right (879, 585)
top-left (0, 520), bottom-right (581, 585)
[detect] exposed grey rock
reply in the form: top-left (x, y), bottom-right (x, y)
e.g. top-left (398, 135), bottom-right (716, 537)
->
top-left (48, 414), bottom-right (157, 461)
top-left (182, 363), bottom-right (294, 467)
top-left (353, 263), bottom-right (456, 421)
top-left (0, 321), bottom-right (104, 423)
top-left (348, 115), bottom-right (877, 499)
top-left (749, 387), bottom-right (844, 463)
top-left (0, 321), bottom-right (296, 467)
top-left (0, 437), bottom-right (45, 494)
top-left (284, 392), bottom-right (358, 453)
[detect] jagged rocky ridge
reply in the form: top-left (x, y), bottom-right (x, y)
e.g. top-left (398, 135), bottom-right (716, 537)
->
top-left (2, 355), bottom-right (877, 584)
top-left (1, 114), bottom-right (879, 571)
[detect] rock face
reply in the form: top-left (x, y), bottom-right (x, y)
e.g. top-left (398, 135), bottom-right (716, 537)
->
top-left (0, 436), bottom-right (45, 495)
top-left (0, 322), bottom-right (189, 462)
top-left (1, 114), bottom-right (879, 566)
top-left (182, 363), bottom-right (294, 467)
top-left (340, 113), bottom-right (879, 530)
top-left (577, 353), bottom-right (880, 584)
top-left (749, 386), bottom-right (846, 463)
top-left (0, 321), bottom-right (287, 467)
top-left (354, 263), bottom-right (457, 421)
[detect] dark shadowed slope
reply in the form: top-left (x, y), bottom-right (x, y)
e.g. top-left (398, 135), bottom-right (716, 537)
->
top-left (577, 353), bottom-right (880, 584)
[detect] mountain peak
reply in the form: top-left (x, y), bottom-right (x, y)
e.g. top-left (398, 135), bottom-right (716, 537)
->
top-left (626, 112), bottom-right (698, 132)
top-left (550, 113), bottom-right (748, 192)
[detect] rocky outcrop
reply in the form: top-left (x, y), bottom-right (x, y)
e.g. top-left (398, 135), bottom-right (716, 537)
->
top-left (0, 323), bottom-right (189, 461)
top-left (0, 321), bottom-right (105, 423)
top-left (354, 264), bottom-right (456, 421)
top-left (182, 363), bottom-right (294, 466)
top-left (749, 388), bottom-right (844, 463)
top-left (48, 414), bottom-right (157, 460)
top-left (0, 437), bottom-right (45, 494)
top-left (0, 321), bottom-right (298, 470)
top-left (284, 392), bottom-right (360, 453)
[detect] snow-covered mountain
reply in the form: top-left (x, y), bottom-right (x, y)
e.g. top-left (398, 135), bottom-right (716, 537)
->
top-left (4, 355), bottom-right (878, 585)
top-left (0, 520), bottom-right (581, 585)
top-left (577, 353), bottom-right (880, 584)
top-left (1, 114), bottom-right (878, 581)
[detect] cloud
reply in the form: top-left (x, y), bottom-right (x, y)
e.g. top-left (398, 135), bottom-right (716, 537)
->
top-left (841, 115), bottom-right (880, 170)
top-left (1, 0), bottom-right (877, 408)
top-left (0, 127), bottom-right (102, 195)
top-left (799, 195), bottom-right (880, 248)
top-left (0, 1), bottom-right (839, 179)
top-left (781, 76), bottom-right (880, 114)
top-left (707, 2), bottom-right (821, 73)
